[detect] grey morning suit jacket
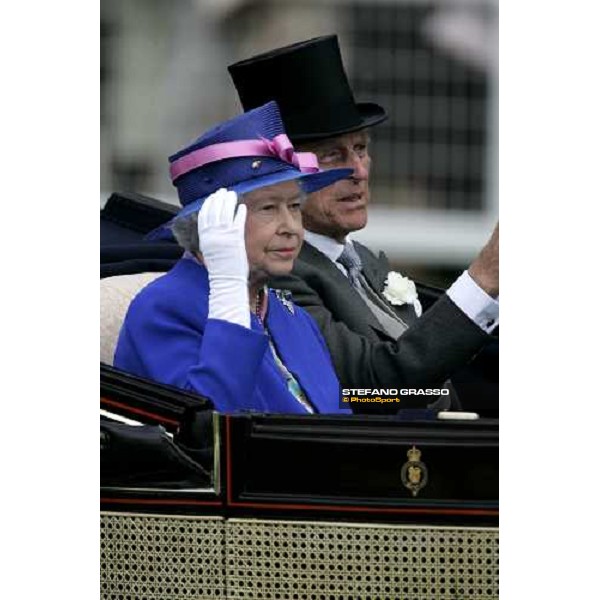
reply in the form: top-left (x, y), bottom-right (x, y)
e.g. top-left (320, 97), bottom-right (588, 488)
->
top-left (269, 241), bottom-right (491, 411)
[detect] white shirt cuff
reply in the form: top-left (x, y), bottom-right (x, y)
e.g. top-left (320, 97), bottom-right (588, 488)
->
top-left (446, 271), bottom-right (499, 333)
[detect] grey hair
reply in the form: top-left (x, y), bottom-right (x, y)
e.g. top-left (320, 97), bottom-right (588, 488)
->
top-left (171, 212), bottom-right (200, 253)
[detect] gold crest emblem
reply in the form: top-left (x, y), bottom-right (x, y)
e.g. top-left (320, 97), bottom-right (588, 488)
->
top-left (400, 445), bottom-right (428, 497)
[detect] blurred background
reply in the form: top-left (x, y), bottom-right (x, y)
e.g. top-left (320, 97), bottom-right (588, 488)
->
top-left (101, 0), bottom-right (498, 287)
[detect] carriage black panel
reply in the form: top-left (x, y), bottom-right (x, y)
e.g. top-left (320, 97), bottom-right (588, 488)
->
top-left (225, 414), bottom-right (498, 524)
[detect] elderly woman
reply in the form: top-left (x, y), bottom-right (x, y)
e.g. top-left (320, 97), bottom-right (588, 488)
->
top-left (114, 102), bottom-right (352, 414)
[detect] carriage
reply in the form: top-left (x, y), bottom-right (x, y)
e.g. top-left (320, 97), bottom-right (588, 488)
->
top-left (100, 191), bottom-right (499, 600)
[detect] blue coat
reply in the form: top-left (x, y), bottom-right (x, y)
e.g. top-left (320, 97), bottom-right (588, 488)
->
top-left (114, 259), bottom-right (349, 415)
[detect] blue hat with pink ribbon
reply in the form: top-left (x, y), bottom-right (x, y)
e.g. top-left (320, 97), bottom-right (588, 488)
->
top-left (148, 101), bottom-right (351, 239)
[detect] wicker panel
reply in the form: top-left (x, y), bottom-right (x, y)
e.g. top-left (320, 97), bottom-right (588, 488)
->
top-left (225, 519), bottom-right (498, 600)
top-left (100, 512), bottom-right (226, 599)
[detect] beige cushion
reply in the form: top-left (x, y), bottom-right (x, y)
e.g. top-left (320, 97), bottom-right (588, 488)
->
top-left (100, 272), bottom-right (163, 366)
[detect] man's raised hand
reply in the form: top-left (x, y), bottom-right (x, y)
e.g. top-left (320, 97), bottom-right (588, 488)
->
top-left (468, 222), bottom-right (499, 297)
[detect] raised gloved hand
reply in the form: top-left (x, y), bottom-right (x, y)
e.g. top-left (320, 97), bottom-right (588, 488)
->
top-left (198, 188), bottom-right (250, 328)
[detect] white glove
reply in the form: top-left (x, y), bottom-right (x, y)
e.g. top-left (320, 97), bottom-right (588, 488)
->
top-left (198, 188), bottom-right (250, 328)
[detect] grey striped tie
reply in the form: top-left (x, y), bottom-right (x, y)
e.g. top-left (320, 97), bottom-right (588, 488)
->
top-left (337, 243), bottom-right (363, 287)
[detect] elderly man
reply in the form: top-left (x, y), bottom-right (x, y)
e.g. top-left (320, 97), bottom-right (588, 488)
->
top-left (228, 35), bottom-right (498, 409)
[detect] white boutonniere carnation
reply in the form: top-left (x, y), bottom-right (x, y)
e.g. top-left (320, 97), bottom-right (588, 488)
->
top-left (382, 272), bottom-right (422, 317)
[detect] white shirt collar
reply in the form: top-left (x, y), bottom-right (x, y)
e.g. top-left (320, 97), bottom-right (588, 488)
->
top-left (303, 230), bottom-right (353, 263)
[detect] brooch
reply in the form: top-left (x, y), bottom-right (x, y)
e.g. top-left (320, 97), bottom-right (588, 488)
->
top-left (274, 289), bottom-right (295, 315)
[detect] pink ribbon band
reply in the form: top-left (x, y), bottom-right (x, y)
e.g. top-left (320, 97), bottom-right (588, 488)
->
top-left (169, 134), bottom-right (319, 182)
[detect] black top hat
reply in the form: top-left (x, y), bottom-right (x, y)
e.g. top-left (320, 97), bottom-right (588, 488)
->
top-left (228, 35), bottom-right (387, 142)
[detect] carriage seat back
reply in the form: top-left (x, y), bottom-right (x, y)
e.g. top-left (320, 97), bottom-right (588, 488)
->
top-left (100, 272), bottom-right (163, 365)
